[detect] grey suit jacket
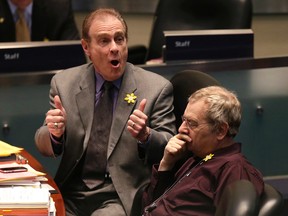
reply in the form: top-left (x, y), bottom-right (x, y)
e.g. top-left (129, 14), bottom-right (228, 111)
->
top-left (35, 62), bottom-right (176, 215)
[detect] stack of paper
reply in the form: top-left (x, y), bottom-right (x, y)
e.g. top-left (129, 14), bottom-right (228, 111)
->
top-left (0, 186), bottom-right (50, 208)
top-left (0, 162), bottom-right (46, 183)
top-left (0, 140), bottom-right (56, 215)
top-left (0, 186), bottom-right (51, 215)
top-left (0, 140), bottom-right (23, 157)
top-left (0, 140), bottom-right (45, 183)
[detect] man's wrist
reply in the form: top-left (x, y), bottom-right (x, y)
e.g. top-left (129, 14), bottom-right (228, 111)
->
top-left (138, 127), bottom-right (151, 143)
top-left (159, 159), bottom-right (174, 171)
top-left (50, 133), bottom-right (63, 144)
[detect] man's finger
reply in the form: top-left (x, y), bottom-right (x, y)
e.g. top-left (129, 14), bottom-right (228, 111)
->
top-left (54, 95), bottom-right (63, 110)
top-left (138, 99), bottom-right (147, 112)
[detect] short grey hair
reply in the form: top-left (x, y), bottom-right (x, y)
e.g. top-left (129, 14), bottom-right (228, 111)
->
top-left (188, 86), bottom-right (241, 137)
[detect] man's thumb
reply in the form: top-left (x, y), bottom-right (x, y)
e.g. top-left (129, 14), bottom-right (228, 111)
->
top-left (138, 99), bottom-right (147, 112)
top-left (54, 95), bottom-right (63, 110)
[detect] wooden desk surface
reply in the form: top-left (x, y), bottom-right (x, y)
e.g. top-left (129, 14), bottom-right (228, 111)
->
top-left (21, 150), bottom-right (65, 216)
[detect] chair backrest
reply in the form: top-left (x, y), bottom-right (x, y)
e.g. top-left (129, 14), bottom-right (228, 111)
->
top-left (146, 0), bottom-right (253, 61)
top-left (216, 181), bottom-right (284, 216)
top-left (170, 70), bottom-right (220, 129)
top-left (258, 183), bottom-right (284, 216)
top-left (215, 180), bottom-right (259, 216)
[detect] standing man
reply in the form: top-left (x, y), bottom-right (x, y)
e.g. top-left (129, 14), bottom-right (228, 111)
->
top-left (0, 0), bottom-right (79, 42)
top-left (35, 8), bottom-right (176, 216)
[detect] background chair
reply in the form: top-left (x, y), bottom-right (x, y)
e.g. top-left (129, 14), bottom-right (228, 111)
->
top-left (170, 70), bottom-right (221, 129)
top-left (130, 184), bottom-right (148, 216)
top-left (216, 180), bottom-right (284, 216)
top-left (128, 0), bottom-right (253, 64)
top-left (258, 183), bottom-right (284, 216)
top-left (216, 180), bottom-right (259, 216)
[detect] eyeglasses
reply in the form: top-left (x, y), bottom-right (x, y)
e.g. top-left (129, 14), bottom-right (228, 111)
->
top-left (181, 116), bottom-right (208, 130)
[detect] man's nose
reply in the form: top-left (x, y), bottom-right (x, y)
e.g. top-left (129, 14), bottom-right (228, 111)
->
top-left (178, 121), bottom-right (187, 133)
top-left (110, 41), bottom-right (119, 53)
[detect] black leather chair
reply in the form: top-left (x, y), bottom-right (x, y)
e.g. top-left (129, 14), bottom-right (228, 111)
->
top-left (128, 0), bottom-right (253, 64)
top-left (216, 180), bottom-right (259, 216)
top-left (216, 180), bottom-right (284, 216)
top-left (130, 184), bottom-right (148, 216)
top-left (170, 70), bottom-right (221, 129)
top-left (258, 183), bottom-right (284, 216)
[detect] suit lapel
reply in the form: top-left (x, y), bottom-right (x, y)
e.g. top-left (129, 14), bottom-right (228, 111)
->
top-left (108, 67), bottom-right (137, 158)
top-left (31, 1), bottom-right (47, 41)
top-left (75, 64), bottom-right (96, 150)
top-left (0, 0), bottom-right (16, 41)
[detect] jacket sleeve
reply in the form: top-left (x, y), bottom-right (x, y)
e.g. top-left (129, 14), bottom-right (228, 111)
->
top-left (34, 75), bottom-right (62, 157)
top-left (142, 164), bottom-right (175, 209)
top-left (142, 80), bottom-right (176, 166)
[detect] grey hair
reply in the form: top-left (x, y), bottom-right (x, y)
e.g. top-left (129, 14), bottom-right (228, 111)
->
top-left (188, 86), bottom-right (241, 137)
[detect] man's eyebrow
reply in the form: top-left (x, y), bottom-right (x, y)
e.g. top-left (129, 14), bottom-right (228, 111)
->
top-left (115, 31), bottom-right (125, 36)
top-left (183, 116), bottom-right (198, 122)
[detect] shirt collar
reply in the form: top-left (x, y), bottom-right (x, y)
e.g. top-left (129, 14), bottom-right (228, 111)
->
top-left (95, 72), bottom-right (122, 93)
top-left (8, 0), bottom-right (33, 22)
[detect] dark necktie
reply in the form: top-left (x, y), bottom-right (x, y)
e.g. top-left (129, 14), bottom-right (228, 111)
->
top-left (15, 9), bottom-right (30, 42)
top-left (82, 81), bottom-right (114, 189)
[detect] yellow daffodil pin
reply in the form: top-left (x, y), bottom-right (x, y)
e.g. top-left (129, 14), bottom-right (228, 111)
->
top-left (203, 153), bottom-right (214, 162)
top-left (124, 93), bottom-right (137, 104)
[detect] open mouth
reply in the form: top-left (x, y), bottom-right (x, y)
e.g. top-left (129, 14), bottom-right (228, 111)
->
top-left (111, 60), bottom-right (119, 66)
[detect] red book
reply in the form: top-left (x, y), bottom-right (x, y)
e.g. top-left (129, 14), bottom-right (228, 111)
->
top-left (0, 208), bottom-right (48, 215)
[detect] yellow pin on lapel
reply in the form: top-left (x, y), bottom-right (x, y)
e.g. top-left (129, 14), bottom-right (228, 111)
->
top-left (203, 153), bottom-right (214, 162)
top-left (124, 93), bottom-right (137, 105)
top-left (0, 17), bottom-right (4, 23)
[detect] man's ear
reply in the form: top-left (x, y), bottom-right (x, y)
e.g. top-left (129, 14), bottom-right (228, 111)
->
top-left (216, 122), bottom-right (229, 140)
top-left (81, 39), bottom-right (90, 57)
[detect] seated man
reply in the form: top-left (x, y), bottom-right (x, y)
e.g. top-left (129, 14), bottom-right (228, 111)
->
top-left (0, 0), bottom-right (79, 42)
top-left (142, 86), bottom-right (264, 215)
